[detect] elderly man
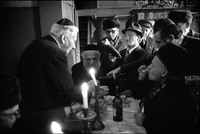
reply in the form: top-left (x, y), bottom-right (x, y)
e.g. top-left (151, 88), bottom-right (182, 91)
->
top-left (111, 21), bottom-right (150, 95)
top-left (72, 44), bottom-right (110, 96)
top-left (0, 73), bottom-right (21, 133)
top-left (136, 43), bottom-right (198, 134)
top-left (17, 18), bottom-right (95, 133)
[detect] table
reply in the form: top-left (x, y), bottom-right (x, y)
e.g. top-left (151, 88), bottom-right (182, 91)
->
top-left (92, 96), bottom-right (146, 134)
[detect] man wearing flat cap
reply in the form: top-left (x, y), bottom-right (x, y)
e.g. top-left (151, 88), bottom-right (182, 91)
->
top-left (138, 20), bottom-right (155, 54)
top-left (17, 18), bottom-right (96, 133)
top-left (0, 73), bottom-right (21, 133)
top-left (97, 18), bottom-right (126, 73)
top-left (168, 10), bottom-right (200, 38)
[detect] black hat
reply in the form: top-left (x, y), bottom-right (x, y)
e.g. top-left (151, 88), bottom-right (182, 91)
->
top-left (84, 44), bottom-right (98, 51)
top-left (0, 73), bottom-right (22, 111)
top-left (138, 20), bottom-right (152, 28)
top-left (56, 18), bottom-right (73, 26)
top-left (103, 18), bottom-right (120, 31)
top-left (168, 10), bottom-right (193, 24)
top-left (156, 43), bottom-right (190, 76)
top-left (122, 22), bottom-right (143, 37)
top-left (125, 17), bottom-right (137, 29)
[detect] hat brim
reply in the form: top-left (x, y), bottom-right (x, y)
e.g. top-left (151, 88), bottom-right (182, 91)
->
top-left (122, 29), bottom-right (143, 37)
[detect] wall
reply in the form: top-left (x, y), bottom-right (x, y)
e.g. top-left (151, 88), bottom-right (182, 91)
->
top-left (0, 6), bottom-right (41, 74)
top-left (0, 1), bottom-right (77, 74)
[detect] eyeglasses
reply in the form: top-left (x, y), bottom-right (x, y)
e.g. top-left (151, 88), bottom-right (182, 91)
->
top-left (105, 29), bottom-right (116, 34)
top-left (0, 108), bottom-right (20, 118)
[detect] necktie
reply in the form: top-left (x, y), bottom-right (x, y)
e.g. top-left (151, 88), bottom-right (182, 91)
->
top-left (123, 49), bottom-right (129, 63)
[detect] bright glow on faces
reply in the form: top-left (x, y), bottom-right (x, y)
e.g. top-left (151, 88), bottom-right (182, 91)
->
top-left (51, 121), bottom-right (63, 134)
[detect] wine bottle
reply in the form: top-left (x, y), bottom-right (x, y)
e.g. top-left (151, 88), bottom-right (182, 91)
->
top-left (113, 86), bottom-right (123, 121)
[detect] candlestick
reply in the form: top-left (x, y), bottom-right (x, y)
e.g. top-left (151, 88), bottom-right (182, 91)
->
top-left (89, 68), bottom-right (98, 86)
top-left (81, 82), bottom-right (89, 109)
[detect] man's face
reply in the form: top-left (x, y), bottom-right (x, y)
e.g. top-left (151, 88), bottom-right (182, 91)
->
top-left (105, 28), bottom-right (119, 41)
top-left (61, 26), bottom-right (78, 54)
top-left (147, 56), bottom-right (167, 82)
top-left (153, 31), bottom-right (167, 51)
top-left (177, 22), bottom-right (189, 36)
top-left (141, 26), bottom-right (152, 39)
top-left (82, 51), bottom-right (101, 72)
top-left (0, 105), bottom-right (20, 130)
top-left (124, 30), bottom-right (140, 49)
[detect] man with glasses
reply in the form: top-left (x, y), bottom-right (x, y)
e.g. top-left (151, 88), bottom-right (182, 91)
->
top-left (0, 73), bottom-right (22, 133)
top-left (97, 18), bottom-right (126, 73)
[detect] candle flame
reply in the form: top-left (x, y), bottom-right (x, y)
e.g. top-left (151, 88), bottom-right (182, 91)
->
top-left (89, 68), bottom-right (98, 86)
top-left (81, 82), bottom-right (89, 92)
top-left (51, 121), bottom-right (63, 134)
top-left (89, 68), bottom-right (96, 77)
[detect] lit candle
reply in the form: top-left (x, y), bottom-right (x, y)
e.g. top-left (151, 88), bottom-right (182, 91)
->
top-left (81, 82), bottom-right (89, 109)
top-left (89, 68), bottom-right (98, 86)
top-left (51, 121), bottom-right (63, 134)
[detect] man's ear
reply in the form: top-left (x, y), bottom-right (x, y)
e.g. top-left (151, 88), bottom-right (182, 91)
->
top-left (61, 34), bottom-right (67, 44)
top-left (165, 34), bottom-right (174, 43)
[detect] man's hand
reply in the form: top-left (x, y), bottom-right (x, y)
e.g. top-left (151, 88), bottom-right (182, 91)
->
top-left (138, 65), bottom-right (148, 80)
top-left (106, 67), bottom-right (121, 79)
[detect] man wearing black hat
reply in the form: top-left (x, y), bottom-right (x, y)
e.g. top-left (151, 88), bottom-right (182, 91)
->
top-left (17, 18), bottom-right (95, 133)
top-left (72, 44), bottom-right (110, 96)
top-left (138, 20), bottom-right (154, 54)
top-left (0, 73), bottom-right (21, 133)
top-left (112, 21), bottom-right (150, 95)
top-left (136, 43), bottom-right (198, 134)
top-left (97, 18), bottom-right (126, 72)
top-left (168, 10), bottom-right (200, 38)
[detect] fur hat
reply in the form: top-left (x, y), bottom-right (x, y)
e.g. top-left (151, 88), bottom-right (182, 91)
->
top-left (138, 20), bottom-right (152, 28)
top-left (0, 73), bottom-right (22, 111)
top-left (103, 18), bottom-right (120, 31)
top-left (156, 43), bottom-right (190, 76)
top-left (56, 18), bottom-right (73, 26)
top-left (122, 22), bottom-right (143, 37)
top-left (168, 10), bottom-right (193, 24)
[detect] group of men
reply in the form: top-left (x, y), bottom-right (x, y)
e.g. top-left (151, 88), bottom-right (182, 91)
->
top-left (1, 9), bottom-right (199, 134)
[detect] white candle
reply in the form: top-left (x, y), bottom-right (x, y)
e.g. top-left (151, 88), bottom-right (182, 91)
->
top-left (81, 82), bottom-right (89, 108)
top-left (89, 68), bottom-right (98, 86)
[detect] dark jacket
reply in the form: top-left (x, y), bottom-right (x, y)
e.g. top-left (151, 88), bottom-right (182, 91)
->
top-left (97, 35), bottom-right (126, 72)
top-left (16, 35), bottom-right (82, 133)
top-left (143, 78), bottom-right (198, 134)
top-left (180, 36), bottom-right (200, 75)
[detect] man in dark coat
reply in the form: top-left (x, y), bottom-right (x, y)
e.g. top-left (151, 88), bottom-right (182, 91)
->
top-left (168, 9), bottom-right (200, 39)
top-left (16, 18), bottom-right (95, 133)
top-left (112, 22), bottom-right (150, 95)
top-left (72, 44), bottom-right (112, 95)
top-left (97, 18), bottom-right (126, 72)
top-left (136, 43), bottom-right (198, 134)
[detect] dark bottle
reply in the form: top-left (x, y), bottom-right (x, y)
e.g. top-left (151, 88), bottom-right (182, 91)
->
top-left (113, 86), bottom-right (123, 121)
